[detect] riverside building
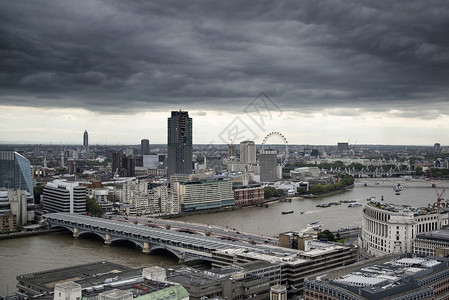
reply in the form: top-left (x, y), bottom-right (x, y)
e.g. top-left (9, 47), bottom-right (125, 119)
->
top-left (0, 189), bottom-right (34, 230)
top-left (359, 200), bottom-right (449, 257)
top-left (177, 178), bottom-right (234, 212)
top-left (42, 180), bottom-right (86, 214)
top-left (413, 226), bottom-right (449, 257)
top-left (212, 242), bottom-right (357, 295)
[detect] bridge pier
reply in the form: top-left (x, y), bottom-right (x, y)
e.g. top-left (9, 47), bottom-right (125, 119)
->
top-left (104, 233), bottom-right (111, 245)
top-left (73, 227), bottom-right (79, 239)
top-left (178, 252), bottom-right (185, 264)
top-left (142, 242), bottom-right (151, 254)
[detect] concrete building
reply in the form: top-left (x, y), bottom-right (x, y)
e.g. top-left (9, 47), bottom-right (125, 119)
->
top-left (42, 180), bottom-right (86, 214)
top-left (413, 226), bottom-right (449, 256)
top-left (122, 155), bottom-right (136, 177)
top-left (0, 189), bottom-right (34, 229)
top-left (167, 262), bottom-right (277, 300)
top-left (0, 151), bottom-right (34, 197)
top-left (290, 167), bottom-right (321, 181)
top-left (278, 232), bottom-right (314, 251)
top-left (260, 149), bottom-right (278, 182)
top-left (228, 172), bottom-right (250, 186)
top-left (304, 255), bottom-right (449, 300)
top-left (212, 243), bottom-right (357, 295)
top-left (228, 143), bottom-right (236, 158)
top-left (167, 110), bottom-right (193, 178)
top-left (270, 285), bottom-right (287, 300)
top-left (83, 130), bottom-right (89, 151)
top-left (112, 151), bottom-right (136, 177)
top-left (113, 179), bottom-right (177, 216)
top-left (178, 178), bottom-right (234, 212)
top-left (16, 262), bottom-right (189, 300)
top-left (240, 141), bottom-right (256, 164)
top-left (140, 138), bottom-right (150, 156)
top-left (93, 189), bottom-right (113, 213)
top-left (0, 211), bottom-right (16, 232)
top-left (359, 200), bottom-right (449, 257)
top-left (112, 151), bottom-right (122, 177)
top-left (115, 180), bottom-right (150, 215)
top-left (337, 142), bottom-right (349, 151)
top-left (125, 146), bottom-right (134, 157)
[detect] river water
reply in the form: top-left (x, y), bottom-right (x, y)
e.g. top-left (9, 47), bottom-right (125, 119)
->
top-left (1, 178), bottom-right (447, 295)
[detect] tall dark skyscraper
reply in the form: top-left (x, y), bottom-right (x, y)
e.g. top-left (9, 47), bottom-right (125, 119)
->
top-left (111, 150), bottom-right (135, 177)
top-left (167, 110), bottom-right (192, 178)
top-left (141, 139), bottom-right (150, 155)
top-left (83, 130), bottom-right (89, 150)
top-left (111, 151), bottom-right (122, 177)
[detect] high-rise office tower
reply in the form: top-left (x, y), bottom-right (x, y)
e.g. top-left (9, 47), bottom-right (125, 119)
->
top-left (260, 149), bottom-right (277, 182)
top-left (83, 130), bottom-right (89, 151)
top-left (240, 141), bottom-right (256, 164)
top-left (228, 143), bottom-right (236, 158)
top-left (141, 139), bottom-right (150, 155)
top-left (42, 180), bottom-right (86, 214)
top-left (0, 151), bottom-right (34, 197)
top-left (122, 156), bottom-right (136, 177)
top-left (111, 151), bottom-right (135, 177)
top-left (167, 110), bottom-right (192, 178)
top-left (112, 151), bottom-right (122, 177)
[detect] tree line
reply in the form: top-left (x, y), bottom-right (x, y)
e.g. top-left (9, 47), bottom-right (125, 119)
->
top-left (298, 175), bottom-right (355, 195)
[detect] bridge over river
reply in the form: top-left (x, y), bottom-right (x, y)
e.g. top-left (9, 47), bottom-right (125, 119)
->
top-left (44, 213), bottom-right (297, 263)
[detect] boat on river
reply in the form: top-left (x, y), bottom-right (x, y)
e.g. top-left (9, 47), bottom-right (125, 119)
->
top-left (341, 199), bottom-right (356, 203)
top-left (307, 220), bottom-right (323, 230)
top-left (394, 183), bottom-right (404, 195)
top-left (282, 210), bottom-right (294, 215)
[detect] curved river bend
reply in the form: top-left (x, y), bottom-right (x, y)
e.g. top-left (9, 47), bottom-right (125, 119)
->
top-left (1, 179), bottom-right (446, 295)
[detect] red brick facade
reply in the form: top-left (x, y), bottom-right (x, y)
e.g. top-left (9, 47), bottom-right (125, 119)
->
top-left (234, 186), bottom-right (264, 206)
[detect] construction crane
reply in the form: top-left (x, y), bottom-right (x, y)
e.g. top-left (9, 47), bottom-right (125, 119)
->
top-left (429, 167), bottom-right (446, 209)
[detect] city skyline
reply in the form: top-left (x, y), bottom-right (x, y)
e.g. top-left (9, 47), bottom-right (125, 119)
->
top-left (1, 1), bottom-right (449, 145)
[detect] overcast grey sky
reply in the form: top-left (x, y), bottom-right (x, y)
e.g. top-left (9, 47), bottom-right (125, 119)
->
top-left (1, 1), bottom-right (449, 145)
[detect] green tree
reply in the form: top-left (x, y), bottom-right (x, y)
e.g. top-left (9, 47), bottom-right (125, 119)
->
top-left (274, 189), bottom-right (285, 197)
top-left (415, 166), bottom-right (423, 176)
top-left (33, 185), bottom-right (45, 204)
top-left (317, 229), bottom-right (335, 241)
top-left (297, 187), bottom-right (307, 194)
top-left (86, 196), bottom-right (103, 217)
top-left (264, 187), bottom-right (275, 198)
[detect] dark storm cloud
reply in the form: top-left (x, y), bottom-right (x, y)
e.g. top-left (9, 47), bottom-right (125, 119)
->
top-left (1, 0), bottom-right (449, 116)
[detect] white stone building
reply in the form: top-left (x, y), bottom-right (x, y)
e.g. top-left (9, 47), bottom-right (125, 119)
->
top-left (359, 201), bottom-right (449, 257)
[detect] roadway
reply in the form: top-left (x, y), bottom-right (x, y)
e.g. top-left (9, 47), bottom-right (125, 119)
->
top-left (44, 213), bottom-right (296, 263)
top-left (109, 215), bottom-right (278, 246)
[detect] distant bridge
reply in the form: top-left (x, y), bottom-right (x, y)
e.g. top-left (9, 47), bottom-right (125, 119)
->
top-left (44, 213), bottom-right (296, 263)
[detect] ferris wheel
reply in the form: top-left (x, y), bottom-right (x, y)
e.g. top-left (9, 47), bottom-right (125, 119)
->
top-left (261, 132), bottom-right (289, 167)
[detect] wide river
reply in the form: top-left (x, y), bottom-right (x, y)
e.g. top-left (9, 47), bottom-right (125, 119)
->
top-left (1, 178), bottom-right (448, 295)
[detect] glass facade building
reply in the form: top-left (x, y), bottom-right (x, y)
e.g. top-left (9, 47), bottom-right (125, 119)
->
top-left (0, 151), bottom-right (34, 198)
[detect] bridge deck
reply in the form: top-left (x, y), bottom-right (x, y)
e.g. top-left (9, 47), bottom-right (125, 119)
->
top-left (44, 213), bottom-right (297, 257)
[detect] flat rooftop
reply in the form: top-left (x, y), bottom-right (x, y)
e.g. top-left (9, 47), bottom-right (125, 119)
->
top-left (416, 227), bottom-right (449, 241)
top-left (367, 201), bottom-right (440, 215)
top-left (307, 255), bottom-right (449, 299)
top-left (167, 266), bottom-right (223, 286)
top-left (17, 261), bottom-right (136, 292)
